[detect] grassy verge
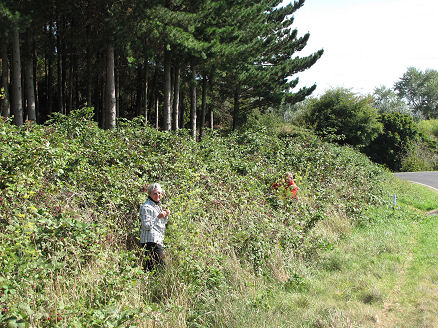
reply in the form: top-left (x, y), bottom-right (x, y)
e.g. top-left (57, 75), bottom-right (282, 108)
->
top-left (394, 181), bottom-right (438, 212)
top-left (398, 214), bottom-right (438, 328)
top-left (243, 183), bottom-right (438, 328)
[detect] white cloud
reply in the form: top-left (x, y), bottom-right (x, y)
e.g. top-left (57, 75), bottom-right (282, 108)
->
top-left (292, 0), bottom-right (438, 96)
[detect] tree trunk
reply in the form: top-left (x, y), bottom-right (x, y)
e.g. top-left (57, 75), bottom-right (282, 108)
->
top-left (155, 96), bottom-right (159, 129)
top-left (66, 60), bottom-right (72, 115)
top-left (148, 63), bottom-right (158, 121)
top-left (116, 57), bottom-right (120, 119)
top-left (172, 64), bottom-right (180, 131)
top-left (24, 30), bottom-right (36, 122)
top-left (199, 74), bottom-right (207, 139)
top-left (61, 43), bottom-right (66, 113)
top-left (48, 53), bottom-right (53, 116)
top-left (47, 21), bottom-right (54, 117)
top-left (179, 86), bottom-right (185, 129)
top-left (104, 43), bottom-right (116, 129)
top-left (190, 67), bottom-right (197, 140)
top-left (208, 77), bottom-right (214, 129)
top-left (163, 49), bottom-right (172, 131)
top-left (33, 45), bottom-right (39, 122)
top-left (11, 27), bottom-right (23, 126)
top-left (56, 25), bottom-right (64, 114)
top-left (74, 53), bottom-right (80, 110)
top-left (209, 107), bottom-right (214, 129)
top-left (96, 66), bottom-right (103, 127)
top-left (232, 83), bottom-right (240, 131)
top-left (86, 31), bottom-right (93, 108)
top-left (143, 64), bottom-right (148, 126)
top-left (1, 38), bottom-right (10, 117)
top-left (135, 64), bottom-right (142, 116)
top-left (67, 54), bottom-right (73, 114)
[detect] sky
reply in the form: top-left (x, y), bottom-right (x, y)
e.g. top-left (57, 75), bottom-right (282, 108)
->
top-left (291, 0), bottom-right (438, 96)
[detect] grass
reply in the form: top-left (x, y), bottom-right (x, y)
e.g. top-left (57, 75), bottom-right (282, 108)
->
top-left (400, 215), bottom-right (438, 327)
top-left (393, 181), bottom-right (438, 212)
top-left (240, 184), bottom-right (438, 328)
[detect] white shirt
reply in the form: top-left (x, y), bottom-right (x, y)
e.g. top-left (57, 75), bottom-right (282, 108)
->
top-left (139, 198), bottom-right (169, 246)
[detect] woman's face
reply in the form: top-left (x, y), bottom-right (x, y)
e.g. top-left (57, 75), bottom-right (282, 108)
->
top-left (150, 189), bottom-right (162, 202)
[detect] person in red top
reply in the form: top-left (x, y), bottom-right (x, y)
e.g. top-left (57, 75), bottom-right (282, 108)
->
top-left (272, 172), bottom-right (298, 204)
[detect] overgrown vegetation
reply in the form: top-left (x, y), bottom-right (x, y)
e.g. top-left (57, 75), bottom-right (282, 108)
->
top-left (283, 87), bottom-right (438, 172)
top-left (365, 112), bottom-right (420, 171)
top-left (0, 109), bottom-right (433, 327)
top-left (305, 88), bottom-right (382, 147)
top-left (418, 119), bottom-right (438, 140)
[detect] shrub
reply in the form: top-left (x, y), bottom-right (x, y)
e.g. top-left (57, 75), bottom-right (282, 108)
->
top-left (365, 112), bottom-right (420, 171)
top-left (306, 88), bottom-right (382, 148)
top-left (401, 140), bottom-right (438, 171)
top-left (0, 112), bottom-right (391, 327)
top-left (418, 119), bottom-right (438, 140)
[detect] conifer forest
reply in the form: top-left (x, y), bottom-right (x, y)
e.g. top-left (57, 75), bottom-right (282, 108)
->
top-left (0, 0), bottom-right (323, 134)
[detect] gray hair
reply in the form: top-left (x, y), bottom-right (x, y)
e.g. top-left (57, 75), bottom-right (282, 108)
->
top-left (148, 183), bottom-right (163, 195)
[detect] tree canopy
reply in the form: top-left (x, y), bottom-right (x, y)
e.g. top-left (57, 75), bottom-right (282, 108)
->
top-left (0, 0), bottom-right (323, 132)
top-left (394, 67), bottom-right (438, 119)
top-left (373, 86), bottom-right (411, 116)
top-left (306, 88), bottom-right (382, 148)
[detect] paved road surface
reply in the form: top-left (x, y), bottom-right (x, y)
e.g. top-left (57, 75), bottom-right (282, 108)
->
top-left (394, 171), bottom-right (438, 191)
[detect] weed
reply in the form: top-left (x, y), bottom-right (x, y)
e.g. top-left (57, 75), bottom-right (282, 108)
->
top-left (0, 111), bottom-right (433, 327)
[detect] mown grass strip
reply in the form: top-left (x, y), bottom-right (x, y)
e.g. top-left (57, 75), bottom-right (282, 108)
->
top-left (397, 215), bottom-right (438, 328)
top-left (255, 203), bottom-right (437, 327)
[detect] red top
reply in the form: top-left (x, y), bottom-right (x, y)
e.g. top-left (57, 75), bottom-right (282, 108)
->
top-left (272, 180), bottom-right (298, 198)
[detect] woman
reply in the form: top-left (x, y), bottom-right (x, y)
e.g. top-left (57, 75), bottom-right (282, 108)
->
top-left (272, 172), bottom-right (298, 203)
top-left (139, 183), bottom-right (171, 271)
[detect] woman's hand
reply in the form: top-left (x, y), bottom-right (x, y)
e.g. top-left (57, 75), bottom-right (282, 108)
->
top-left (158, 209), bottom-right (170, 218)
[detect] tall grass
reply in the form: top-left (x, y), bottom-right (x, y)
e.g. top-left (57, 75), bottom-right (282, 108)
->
top-left (0, 109), bottom-right (419, 327)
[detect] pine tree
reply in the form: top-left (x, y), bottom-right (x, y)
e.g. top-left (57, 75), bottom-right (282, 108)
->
top-left (0, 31), bottom-right (10, 118)
top-left (0, 0), bottom-right (323, 130)
top-left (253, 0), bottom-right (323, 108)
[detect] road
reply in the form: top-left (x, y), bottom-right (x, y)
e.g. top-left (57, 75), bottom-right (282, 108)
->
top-left (394, 171), bottom-right (438, 191)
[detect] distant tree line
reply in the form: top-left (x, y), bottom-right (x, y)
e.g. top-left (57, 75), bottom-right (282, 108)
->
top-left (0, 0), bottom-right (323, 136)
top-left (287, 66), bottom-right (438, 171)
top-left (374, 67), bottom-right (438, 120)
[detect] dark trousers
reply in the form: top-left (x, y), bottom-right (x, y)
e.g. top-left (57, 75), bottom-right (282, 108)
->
top-left (142, 242), bottom-right (165, 271)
